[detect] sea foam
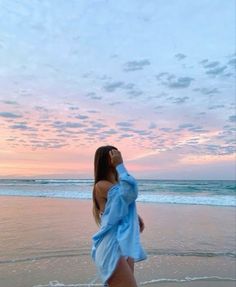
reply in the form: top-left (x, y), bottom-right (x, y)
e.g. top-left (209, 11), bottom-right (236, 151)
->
top-left (0, 179), bottom-right (235, 207)
top-left (32, 276), bottom-right (236, 287)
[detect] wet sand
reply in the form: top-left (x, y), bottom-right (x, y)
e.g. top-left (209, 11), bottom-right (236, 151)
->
top-left (0, 196), bottom-right (235, 287)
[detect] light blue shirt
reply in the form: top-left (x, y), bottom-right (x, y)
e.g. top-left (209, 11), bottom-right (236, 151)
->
top-left (91, 163), bottom-right (147, 284)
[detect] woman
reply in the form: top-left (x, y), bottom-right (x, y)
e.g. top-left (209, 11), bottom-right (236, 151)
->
top-left (91, 145), bottom-right (147, 286)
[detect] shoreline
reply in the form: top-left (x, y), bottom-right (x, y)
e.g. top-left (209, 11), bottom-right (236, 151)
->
top-left (0, 194), bottom-right (235, 208)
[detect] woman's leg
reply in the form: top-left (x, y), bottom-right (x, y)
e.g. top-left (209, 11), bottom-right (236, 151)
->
top-left (107, 256), bottom-right (137, 287)
top-left (127, 257), bottom-right (134, 273)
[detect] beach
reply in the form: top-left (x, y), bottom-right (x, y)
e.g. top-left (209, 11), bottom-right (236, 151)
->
top-left (0, 196), bottom-right (235, 287)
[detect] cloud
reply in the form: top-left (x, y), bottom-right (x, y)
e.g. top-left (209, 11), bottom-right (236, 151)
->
top-left (110, 54), bottom-right (119, 59)
top-left (205, 144), bottom-right (235, 155)
top-left (116, 121), bottom-right (133, 127)
top-left (179, 123), bottom-right (195, 129)
top-left (74, 114), bottom-right (89, 120)
top-left (200, 59), bottom-right (229, 76)
top-left (86, 92), bottom-right (102, 100)
top-left (126, 90), bottom-right (143, 98)
top-left (10, 124), bottom-right (29, 130)
top-left (105, 82), bottom-right (124, 92)
top-left (109, 101), bottom-right (122, 106)
top-left (223, 124), bottom-right (236, 132)
top-left (123, 59), bottom-right (150, 72)
top-left (69, 107), bottom-right (80, 111)
top-left (175, 53), bottom-right (186, 60)
top-left (206, 65), bottom-right (227, 76)
top-left (159, 127), bottom-right (173, 132)
top-left (132, 129), bottom-right (151, 136)
top-left (85, 127), bottom-right (99, 133)
top-left (156, 73), bottom-right (194, 89)
top-left (156, 72), bottom-right (169, 80)
top-left (154, 105), bottom-right (164, 110)
top-left (155, 92), bottom-right (168, 98)
top-left (193, 87), bottom-right (220, 96)
top-left (149, 122), bottom-right (157, 129)
top-left (199, 59), bottom-right (208, 65)
top-left (9, 124), bottom-right (36, 131)
top-left (103, 81), bottom-right (135, 93)
top-left (188, 126), bottom-right (208, 133)
top-left (82, 72), bottom-right (93, 79)
top-left (91, 96), bottom-right (102, 100)
top-left (2, 100), bottom-right (18, 105)
top-left (87, 110), bottom-right (100, 114)
top-left (103, 129), bottom-right (117, 135)
top-left (29, 139), bottom-right (68, 149)
top-left (223, 146), bottom-right (236, 155)
top-left (117, 127), bottom-right (152, 139)
top-left (186, 139), bottom-right (199, 144)
top-left (204, 61), bottom-right (219, 68)
top-left (172, 96), bottom-right (189, 104)
top-left (205, 144), bottom-right (220, 154)
top-left (97, 74), bottom-right (112, 81)
top-left (222, 72), bottom-right (233, 78)
top-left (177, 123), bottom-right (208, 133)
top-left (228, 115), bottom-right (236, 122)
top-left (167, 77), bottom-right (194, 89)
top-left (19, 89), bottom-right (32, 97)
top-left (119, 133), bottom-right (133, 138)
top-left (122, 83), bottom-right (134, 90)
top-left (228, 58), bottom-right (236, 68)
top-left (0, 112), bottom-right (22, 118)
top-left (91, 122), bottom-right (107, 129)
top-left (34, 106), bottom-right (49, 112)
top-left (208, 104), bottom-right (225, 110)
top-left (52, 121), bottom-right (86, 129)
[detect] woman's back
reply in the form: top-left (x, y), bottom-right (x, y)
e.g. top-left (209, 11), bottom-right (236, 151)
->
top-left (94, 180), bottom-right (118, 214)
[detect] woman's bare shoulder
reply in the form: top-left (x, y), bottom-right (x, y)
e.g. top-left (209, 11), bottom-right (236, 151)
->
top-left (95, 180), bottom-right (114, 198)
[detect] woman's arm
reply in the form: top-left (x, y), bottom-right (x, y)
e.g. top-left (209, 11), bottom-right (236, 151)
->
top-left (138, 214), bottom-right (145, 233)
top-left (109, 149), bottom-right (138, 204)
top-left (115, 163), bottom-right (138, 204)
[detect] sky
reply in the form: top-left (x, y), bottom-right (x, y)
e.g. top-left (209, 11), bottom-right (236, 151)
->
top-left (0, 0), bottom-right (235, 179)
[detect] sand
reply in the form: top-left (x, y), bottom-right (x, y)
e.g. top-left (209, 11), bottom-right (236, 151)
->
top-left (0, 196), bottom-right (235, 287)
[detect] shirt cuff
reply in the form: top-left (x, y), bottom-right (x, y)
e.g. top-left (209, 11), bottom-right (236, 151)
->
top-left (116, 163), bottom-right (128, 176)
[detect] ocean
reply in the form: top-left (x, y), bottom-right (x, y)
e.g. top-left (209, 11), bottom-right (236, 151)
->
top-left (0, 179), bottom-right (235, 207)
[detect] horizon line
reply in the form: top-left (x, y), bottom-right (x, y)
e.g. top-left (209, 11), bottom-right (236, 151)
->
top-left (0, 177), bottom-right (235, 181)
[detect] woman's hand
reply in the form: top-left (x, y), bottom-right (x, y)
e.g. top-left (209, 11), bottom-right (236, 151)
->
top-left (109, 149), bottom-right (123, 167)
top-left (138, 215), bottom-right (145, 233)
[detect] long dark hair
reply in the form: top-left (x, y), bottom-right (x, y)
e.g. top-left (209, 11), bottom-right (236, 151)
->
top-left (92, 145), bottom-right (118, 225)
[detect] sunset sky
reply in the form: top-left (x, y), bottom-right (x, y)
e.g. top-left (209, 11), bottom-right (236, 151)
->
top-left (0, 0), bottom-right (235, 179)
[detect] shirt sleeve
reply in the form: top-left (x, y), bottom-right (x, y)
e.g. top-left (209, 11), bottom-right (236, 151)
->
top-left (116, 163), bottom-right (138, 204)
top-left (101, 163), bottom-right (138, 226)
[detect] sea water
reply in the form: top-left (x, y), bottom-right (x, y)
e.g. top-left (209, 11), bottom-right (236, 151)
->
top-left (0, 179), bottom-right (235, 207)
